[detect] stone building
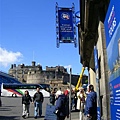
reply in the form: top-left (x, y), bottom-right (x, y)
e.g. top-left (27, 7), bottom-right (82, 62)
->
top-left (78, 0), bottom-right (114, 119)
top-left (8, 61), bottom-right (88, 87)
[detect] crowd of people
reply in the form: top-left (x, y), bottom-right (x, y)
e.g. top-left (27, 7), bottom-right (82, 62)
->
top-left (21, 84), bottom-right (97, 120)
top-left (49, 85), bottom-right (97, 120)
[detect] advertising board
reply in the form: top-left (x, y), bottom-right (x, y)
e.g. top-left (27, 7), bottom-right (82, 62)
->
top-left (104, 0), bottom-right (120, 119)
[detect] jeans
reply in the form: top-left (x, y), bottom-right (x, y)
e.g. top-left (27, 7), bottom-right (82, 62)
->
top-left (80, 111), bottom-right (84, 120)
top-left (22, 104), bottom-right (30, 117)
top-left (34, 101), bottom-right (42, 117)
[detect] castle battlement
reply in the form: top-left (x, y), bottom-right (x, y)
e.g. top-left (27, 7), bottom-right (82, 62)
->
top-left (8, 61), bottom-right (88, 87)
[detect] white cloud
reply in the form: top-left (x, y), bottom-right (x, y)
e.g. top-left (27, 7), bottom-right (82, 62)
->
top-left (0, 47), bottom-right (23, 67)
top-left (64, 65), bottom-right (72, 72)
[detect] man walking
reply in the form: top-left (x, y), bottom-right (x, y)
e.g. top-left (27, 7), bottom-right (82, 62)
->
top-left (33, 87), bottom-right (44, 119)
top-left (84, 84), bottom-right (97, 120)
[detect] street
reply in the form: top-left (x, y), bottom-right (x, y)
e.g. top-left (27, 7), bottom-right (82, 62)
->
top-left (0, 97), bottom-right (79, 120)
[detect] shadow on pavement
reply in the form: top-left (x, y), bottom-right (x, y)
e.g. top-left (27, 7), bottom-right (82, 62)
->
top-left (2, 106), bottom-right (16, 107)
top-left (0, 107), bottom-right (11, 111)
top-left (40, 116), bottom-right (45, 118)
top-left (0, 116), bottom-right (20, 120)
top-left (71, 110), bottom-right (80, 112)
top-left (28, 115), bottom-right (45, 118)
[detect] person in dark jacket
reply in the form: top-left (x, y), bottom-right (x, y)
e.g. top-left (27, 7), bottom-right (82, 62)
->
top-left (54, 90), bottom-right (69, 120)
top-left (49, 90), bottom-right (56, 105)
top-left (33, 87), bottom-right (44, 119)
top-left (84, 84), bottom-right (97, 120)
top-left (22, 90), bottom-right (32, 118)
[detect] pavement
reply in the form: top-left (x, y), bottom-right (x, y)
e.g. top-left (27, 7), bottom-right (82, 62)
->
top-left (0, 97), bottom-right (79, 120)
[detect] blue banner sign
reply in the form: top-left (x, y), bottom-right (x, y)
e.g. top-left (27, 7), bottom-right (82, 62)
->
top-left (104, 0), bottom-right (120, 48)
top-left (94, 46), bottom-right (99, 72)
top-left (97, 107), bottom-right (101, 120)
top-left (109, 77), bottom-right (120, 120)
top-left (94, 46), bottom-right (101, 120)
top-left (104, 0), bottom-right (120, 119)
top-left (58, 9), bottom-right (74, 42)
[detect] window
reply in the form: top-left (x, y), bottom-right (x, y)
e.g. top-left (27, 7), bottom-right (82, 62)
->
top-left (3, 84), bottom-right (42, 89)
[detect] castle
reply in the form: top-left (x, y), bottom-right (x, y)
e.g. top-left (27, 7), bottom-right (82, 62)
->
top-left (8, 61), bottom-right (88, 87)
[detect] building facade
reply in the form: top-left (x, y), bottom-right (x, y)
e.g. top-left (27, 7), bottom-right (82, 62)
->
top-left (79, 0), bottom-right (110, 120)
top-left (8, 61), bottom-right (88, 88)
top-left (79, 0), bottom-right (120, 119)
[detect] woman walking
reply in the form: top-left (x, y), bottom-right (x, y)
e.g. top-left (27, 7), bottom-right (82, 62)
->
top-left (22, 90), bottom-right (32, 118)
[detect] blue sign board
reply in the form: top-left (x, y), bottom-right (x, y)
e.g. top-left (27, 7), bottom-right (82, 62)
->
top-left (104, 0), bottom-right (120, 48)
top-left (58, 9), bottom-right (74, 41)
top-left (94, 46), bottom-right (99, 72)
top-left (104, 0), bottom-right (120, 119)
top-left (94, 46), bottom-right (101, 120)
top-left (109, 77), bottom-right (120, 120)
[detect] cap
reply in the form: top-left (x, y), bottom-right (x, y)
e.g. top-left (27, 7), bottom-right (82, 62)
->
top-left (56, 90), bottom-right (62, 96)
top-left (79, 87), bottom-right (84, 90)
top-left (64, 90), bottom-right (69, 95)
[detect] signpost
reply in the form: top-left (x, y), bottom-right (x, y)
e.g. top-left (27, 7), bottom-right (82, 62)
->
top-left (56, 3), bottom-right (77, 48)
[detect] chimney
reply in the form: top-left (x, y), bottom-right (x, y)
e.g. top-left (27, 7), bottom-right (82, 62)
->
top-left (11, 64), bottom-right (13, 69)
top-left (32, 61), bottom-right (36, 66)
top-left (13, 64), bottom-right (16, 68)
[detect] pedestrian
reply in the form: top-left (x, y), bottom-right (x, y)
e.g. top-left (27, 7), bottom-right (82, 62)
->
top-left (49, 90), bottom-right (56, 105)
top-left (63, 89), bottom-right (69, 117)
top-left (0, 89), bottom-right (2, 107)
top-left (0, 97), bottom-right (2, 107)
top-left (71, 88), bottom-right (77, 111)
top-left (54, 90), bottom-right (69, 120)
top-left (84, 84), bottom-right (97, 120)
top-left (33, 87), bottom-right (44, 119)
top-left (71, 88), bottom-right (75, 110)
top-left (55, 87), bottom-right (62, 97)
top-left (22, 90), bottom-right (32, 118)
top-left (77, 87), bottom-right (86, 120)
top-left (74, 91), bottom-right (78, 111)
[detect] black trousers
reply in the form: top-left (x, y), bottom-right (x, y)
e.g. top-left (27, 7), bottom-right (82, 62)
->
top-left (57, 116), bottom-right (66, 120)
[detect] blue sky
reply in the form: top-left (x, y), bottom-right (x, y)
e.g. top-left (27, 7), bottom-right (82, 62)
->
top-left (0, 0), bottom-right (88, 75)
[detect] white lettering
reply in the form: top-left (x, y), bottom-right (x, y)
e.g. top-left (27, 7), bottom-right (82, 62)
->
top-left (109, 17), bottom-right (116, 37)
top-left (108, 5), bottom-right (114, 24)
top-left (116, 90), bottom-right (120, 93)
top-left (117, 109), bottom-right (120, 112)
